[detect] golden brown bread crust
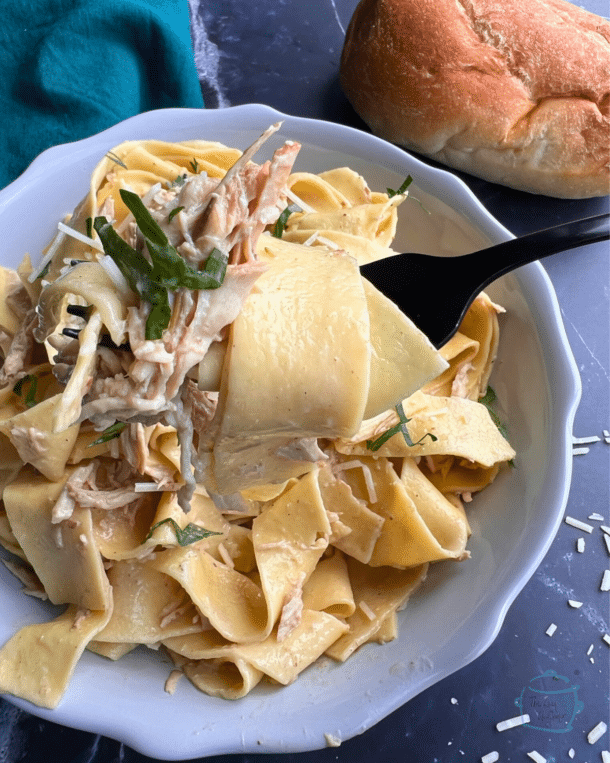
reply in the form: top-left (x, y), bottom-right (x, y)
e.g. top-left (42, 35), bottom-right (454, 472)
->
top-left (340, 0), bottom-right (610, 197)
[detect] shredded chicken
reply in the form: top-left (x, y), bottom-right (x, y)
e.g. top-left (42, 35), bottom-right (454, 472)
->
top-left (6, 126), bottom-right (303, 513)
top-left (0, 308), bottom-right (37, 387)
top-left (277, 572), bottom-right (306, 642)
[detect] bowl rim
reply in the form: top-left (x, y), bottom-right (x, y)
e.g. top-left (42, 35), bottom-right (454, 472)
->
top-left (0, 104), bottom-right (581, 759)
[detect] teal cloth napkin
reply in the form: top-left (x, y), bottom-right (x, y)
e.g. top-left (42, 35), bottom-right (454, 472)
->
top-left (0, 0), bottom-right (205, 189)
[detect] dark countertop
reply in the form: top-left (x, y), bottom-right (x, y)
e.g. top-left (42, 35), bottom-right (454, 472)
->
top-left (1, 1), bottom-right (608, 761)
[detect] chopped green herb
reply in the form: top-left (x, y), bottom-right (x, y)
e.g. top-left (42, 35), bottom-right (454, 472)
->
top-left (171, 174), bottom-right (187, 188)
top-left (13, 374), bottom-right (39, 408)
top-left (35, 261), bottom-right (50, 280)
top-left (88, 421), bottom-right (128, 447)
top-left (480, 385), bottom-right (509, 439)
top-left (189, 158), bottom-right (199, 173)
top-left (93, 190), bottom-right (228, 340)
top-left (168, 206), bottom-right (184, 222)
top-left (105, 151), bottom-right (128, 169)
top-left (271, 204), bottom-right (300, 238)
top-left (386, 175), bottom-right (413, 198)
top-left (145, 517), bottom-right (221, 547)
top-left (85, 217), bottom-right (93, 239)
top-left (366, 401), bottom-right (437, 451)
top-left (480, 386), bottom-right (513, 466)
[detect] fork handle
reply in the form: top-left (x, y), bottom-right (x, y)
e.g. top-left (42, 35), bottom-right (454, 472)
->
top-left (467, 212), bottom-right (609, 290)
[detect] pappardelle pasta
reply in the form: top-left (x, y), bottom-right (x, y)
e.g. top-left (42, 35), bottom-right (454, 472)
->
top-left (0, 124), bottom-right (514, 708)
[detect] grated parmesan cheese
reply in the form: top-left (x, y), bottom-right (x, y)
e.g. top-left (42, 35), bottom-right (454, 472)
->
top-left (572, 446), bottom-right (590, 455)
top-left (587, 644), bottom-right (595, 656)
top-left (545, 623), bottom-right (557, 637)
top-left (27, 228), bottom-right (67, 282)
top-left (324, 733), bottom-right (341, 748)
top-left (603, 634), bottom-right (610, 646)
top-left (587, 721), bottom-right (607, 744)
top-left (567, 599), bottom-right (583, 608)
top-left (601, 526), bottom-right (610, 536)
top-left (315, 234), bottom-right (342, 251)
top-left (334, 460), bottom-right (377, 504)
top-left (285, 188), bottom-right (315, 214)
top-left (496, 714), bottom-right (530, 732)
top-left (526, 752), bottom-right (546, 763)
top-left (450, 697), bottom-right (458, 704)
top-left (164, 669), bottom-right (182, 695)
top-left (565, 516), bottom-right (594, 533)
top-left (568, 749), bottom-right (575, 759)
top-left (601, 570), bottom-right (610, 592)
top-left (57, 221), bottom-right (104, 252)
top-left (604, 534), bottom-right (610, 556)
top-left (576, 537), bottom-right (585, 553)
top-left (359, 600), bottom-right (376, 621)
top-left (481, 753), bottom-right (499, 763)
top-left (602, 751), bottom-right (610, 763)
top-left (217, 542), bottom-right (235, 569)
top-left (589, 513), bottom-right (605, 521)
top-left (572, 435), bottom-right (601, 444)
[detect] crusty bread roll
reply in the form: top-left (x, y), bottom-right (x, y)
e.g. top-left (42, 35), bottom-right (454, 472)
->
top-left (340, 0), bottom-right (610, 197)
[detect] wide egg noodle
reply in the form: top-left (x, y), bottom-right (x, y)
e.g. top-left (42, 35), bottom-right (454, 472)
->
top-left (301, 550), bottom-right (356, 618)
top-left (0, 393), bottom-right (81, 482)
top-left (286, 195), bottom-right (402, 249)
top-left (337, 390), bottom-right (515, 468)
top-left (422, 293), bottom-right (503, 400)
top-left (281, 227), bottom-right (397, 265)
top-left (330, 455), bottom-right (469, 568)
top-left (150, 545), bottom-right (267, 645)
top-left (150, 470), bottom-right (331, 645)
top-left (251, 469), bottom-right (330, 636)
top-left (93, 559), bottom-right (203, 644)
top-left (86, 641), bottom-right (137, 660)
top-left (0, 267), bottom-right (23, 338)
top-left (325, 558), bottom-right (427, 662)
top-left (164, 608), bottom-right (348, 696)
top-left (210, 238), bottom-right (371, 494)
top-left (3, 466), bottom-right (111, 611)
top-left (0, 605), bottom-right (112, 709)
top-left (362, 279), bottom-right (449, 419)
top-left (317, 463), bottom-right (385, 565)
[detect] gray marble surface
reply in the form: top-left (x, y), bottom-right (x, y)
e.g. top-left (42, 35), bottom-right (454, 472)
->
top-left (0, 1), bottom-right (607, 761)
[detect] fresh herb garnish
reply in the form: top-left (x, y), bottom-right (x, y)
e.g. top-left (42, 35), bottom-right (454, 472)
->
top-left (171, 174), bottom-right (187, 188)
top-left (271, 204), bottom-right (300, 238)
top-left (13, 374), bottom-right (38, 408)
top-left (366, 401), bottom-right (438, 451)
top-left (93, 189), bottom-right (228, 340)
top-left (88, 421), bottom-right (128, 447)
top-left (479, 386), bottom-right (509, 439)
top-left (35, 261), bottom-right (50, 280)
top-left (145, 517), bottom-right (221, 547)
top-left (168, 206), bottom-right (184, 222)
top-left (189, 159), bottom-right (199, 173)
top-left (105, 151), bottom-right (128, 169)
top-left (386, 175), bottom-right (413, 198)
top-left (85, 217), bottom-right (93, 239)
top-left (480, 387), bottom-right (513, 467)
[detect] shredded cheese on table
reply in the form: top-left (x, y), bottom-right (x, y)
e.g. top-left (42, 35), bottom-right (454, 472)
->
top-left (495, 714), bottom-right (530, 732)
top-left (588, 720), bottom-right (608, 744)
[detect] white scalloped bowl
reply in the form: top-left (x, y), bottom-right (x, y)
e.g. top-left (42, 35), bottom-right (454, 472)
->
top-left (0, 105), bottom-right (580, 759)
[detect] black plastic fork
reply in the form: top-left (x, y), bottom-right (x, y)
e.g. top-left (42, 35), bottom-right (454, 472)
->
top-left (360, 213), bottom-right (610, 348)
